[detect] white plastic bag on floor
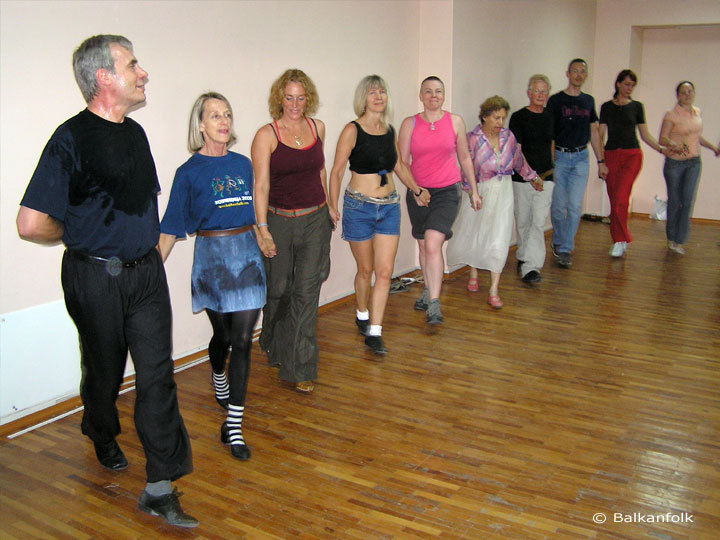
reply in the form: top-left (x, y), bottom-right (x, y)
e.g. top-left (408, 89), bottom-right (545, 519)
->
top-left (650, 195), bottom-right (667, 221)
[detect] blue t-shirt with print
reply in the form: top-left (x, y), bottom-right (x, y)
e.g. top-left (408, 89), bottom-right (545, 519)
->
top-left (160, 151), bottom-right (255, 237)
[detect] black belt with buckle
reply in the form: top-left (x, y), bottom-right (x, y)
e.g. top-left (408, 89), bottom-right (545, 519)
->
top-left (556, 145), bottom-right (587, 153)
top-left (67, 249), bottom-right (153, 269)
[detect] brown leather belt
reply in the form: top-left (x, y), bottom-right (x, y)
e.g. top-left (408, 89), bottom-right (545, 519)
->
top-left (196, 225), bottom-right (253, 237)
top-left (268, 201), bottom-right (326, 218)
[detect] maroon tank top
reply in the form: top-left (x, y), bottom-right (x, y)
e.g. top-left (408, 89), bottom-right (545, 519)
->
top-left (268, 118), bottom-right (326, 209)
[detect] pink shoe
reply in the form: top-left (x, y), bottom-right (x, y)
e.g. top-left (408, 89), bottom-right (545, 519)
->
top-left (467, 278), bottom-right (479, 292)
top-left (487, 294), bottom-right (503, 310)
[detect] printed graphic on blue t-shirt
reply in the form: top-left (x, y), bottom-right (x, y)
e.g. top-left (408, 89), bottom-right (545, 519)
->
top-left (212, 174), bottom-right (253, 208)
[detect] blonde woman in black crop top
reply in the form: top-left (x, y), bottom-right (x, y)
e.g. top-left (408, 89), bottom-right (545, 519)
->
top-left (329, 74), bottom-right (430, 356)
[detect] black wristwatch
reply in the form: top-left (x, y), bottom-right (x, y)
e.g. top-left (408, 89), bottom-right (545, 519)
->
top-left (414, 187), bottom-right (424, 197)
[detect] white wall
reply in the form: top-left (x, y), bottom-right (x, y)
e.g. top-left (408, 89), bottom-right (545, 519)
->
top-left (590, 0), bottom-right (720, 218)
top-left (0, 0), bottom-right (421, 422)
top-left (451, 0), bottom-right (598, 134)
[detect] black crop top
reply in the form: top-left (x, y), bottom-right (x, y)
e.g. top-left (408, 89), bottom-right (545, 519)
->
top-left (348, 121), bottom-right (397, 186)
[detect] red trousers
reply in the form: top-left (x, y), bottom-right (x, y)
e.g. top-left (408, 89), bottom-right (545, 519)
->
top-left (604, 148), bottom-right (643, 243)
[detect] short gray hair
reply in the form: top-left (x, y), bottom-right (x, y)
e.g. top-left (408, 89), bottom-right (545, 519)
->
top-left (188, 92), bottom-right (237, 153)
top-left (527, 74), bottom-right (551, 92)
top-left (353, 74), bottom-right (392, 127)
top-left (73, 34), bottom-right (133, 103)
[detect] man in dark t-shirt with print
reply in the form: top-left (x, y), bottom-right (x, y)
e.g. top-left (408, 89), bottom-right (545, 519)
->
top-left (510, 74), bottom-right (555, 285)
top-left (546, 58), bottom-right (608, 268)
top-left (17, 35), bottom-right (197, 528)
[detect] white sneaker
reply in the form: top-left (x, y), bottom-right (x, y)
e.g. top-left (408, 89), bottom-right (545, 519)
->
top-left (667, 241), bottom-right (685, 255)
top-left (609, 242), bottom-right (626, 257)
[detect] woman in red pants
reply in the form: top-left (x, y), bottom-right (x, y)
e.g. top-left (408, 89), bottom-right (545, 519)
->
top-left (598, 69), bottom-right (669, 257)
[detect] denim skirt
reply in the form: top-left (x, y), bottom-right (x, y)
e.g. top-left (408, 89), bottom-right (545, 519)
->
top-left (191, 230), bottom-right (266, 313)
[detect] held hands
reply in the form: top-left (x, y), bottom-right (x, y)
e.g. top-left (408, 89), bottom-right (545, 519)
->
top-left (665, 142), bottom-right (689, 157)
top-left (530, 177), bottom-right (544, 192)
top-left (598, 162), bottom-right (609, 180)
top-left (257, 229), bottom-right (277, 258)
top-left (414, 187), bottom-right (431, 207)
top-left (328, 206), bottom-right (340, 229)
top-left (469, 190), bottom-right (482, 211)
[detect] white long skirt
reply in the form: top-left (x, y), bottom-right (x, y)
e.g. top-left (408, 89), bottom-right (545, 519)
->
top-left (446, 175), bottom-right (514, 274)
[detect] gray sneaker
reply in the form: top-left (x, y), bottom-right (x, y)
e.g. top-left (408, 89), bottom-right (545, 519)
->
top-left (414, 288), bottom-right (429, 311)
top-left (558, 252), bottom-right (572, 268)
top-left (426, 299), bottom-right (443, 325)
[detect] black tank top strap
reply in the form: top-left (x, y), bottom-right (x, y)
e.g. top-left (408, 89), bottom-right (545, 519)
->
top-left (309, 117), bottom-right (319, 140)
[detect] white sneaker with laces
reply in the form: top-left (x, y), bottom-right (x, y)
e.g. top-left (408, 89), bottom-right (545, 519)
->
top-left (609, 242), bottom-right (626, 257)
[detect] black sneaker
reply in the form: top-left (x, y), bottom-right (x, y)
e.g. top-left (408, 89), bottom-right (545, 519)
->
top-left (426, 299), bottom-right (443, 325)
top-left (364, 335), bottom-right (387, 355)
top-left (521, 270), bottom-right (542, 284)
top-left (557, 252), bottom-right (572, 268)
top-left (355, 317), bottom-right (369, 336)
top-left (414, 288), bottom-right (429, 311)
top-left (138, 488), bottom-right (199, 528)
top-left (551, 244), bottom-right (560, 259)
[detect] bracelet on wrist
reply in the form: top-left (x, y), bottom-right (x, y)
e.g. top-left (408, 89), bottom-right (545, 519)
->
top-left (257, 223), bottom-right (268, 228)
top-left (597, 159), bottom-right (605, 164)
top-left (414, 187), bottom-right (423, 197)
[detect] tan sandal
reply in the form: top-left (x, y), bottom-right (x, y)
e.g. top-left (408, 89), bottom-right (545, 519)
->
top-left (295, 381), bottom-right (314, 394)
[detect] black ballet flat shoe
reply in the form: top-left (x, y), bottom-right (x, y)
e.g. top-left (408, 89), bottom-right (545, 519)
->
top-left (94, 439), bottom-right (128, 471)
top-left (215, 395), bottom-right (229, 410)
top-left (220, 423), bottom-right (251, 460)
top-left (230, 443), bottom-right (251, 460)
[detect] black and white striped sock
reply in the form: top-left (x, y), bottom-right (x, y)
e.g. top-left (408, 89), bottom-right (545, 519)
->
top-left (212, 370), bottom-right (230, 401)
top-left (226, 404), bottom-right (245, 446)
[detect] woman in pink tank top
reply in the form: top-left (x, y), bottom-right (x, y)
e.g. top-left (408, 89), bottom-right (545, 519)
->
top-left (398, 76), bottom-right (481, 325)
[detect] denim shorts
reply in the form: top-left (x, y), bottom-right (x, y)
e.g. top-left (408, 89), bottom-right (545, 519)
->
top-left (341, 190), bottom-right (400, 241)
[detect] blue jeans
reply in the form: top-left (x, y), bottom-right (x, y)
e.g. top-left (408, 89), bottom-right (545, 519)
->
top-left (551, 148), bottom-right (589, 253)
top-left (663, 157), bottom-right (701, 245)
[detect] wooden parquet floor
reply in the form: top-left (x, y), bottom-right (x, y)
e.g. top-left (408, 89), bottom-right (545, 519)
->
top-left (1, 217), bottom-right (719, 539)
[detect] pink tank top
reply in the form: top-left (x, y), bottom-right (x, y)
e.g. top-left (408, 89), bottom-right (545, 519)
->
top-left (410, 111), bottom-right (461, 188)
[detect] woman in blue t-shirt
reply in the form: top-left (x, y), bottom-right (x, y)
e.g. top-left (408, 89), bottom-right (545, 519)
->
top-left (158, 92), bottom-right (266, 461)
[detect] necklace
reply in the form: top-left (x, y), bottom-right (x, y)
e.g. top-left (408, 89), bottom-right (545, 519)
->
top-left (423, 112), bottom-right (440, 131)
top-left (281, 120), bottom-right (304, 147)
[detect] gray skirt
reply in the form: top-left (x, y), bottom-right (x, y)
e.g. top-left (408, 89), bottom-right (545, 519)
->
top-left (191, 230), bottom-right (266, 313)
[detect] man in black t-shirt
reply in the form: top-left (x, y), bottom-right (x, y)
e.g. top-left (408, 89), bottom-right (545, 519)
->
top-left (546, 58), bottom-right (608, 268)
top-left (17, 35), bottom-right (197, 528)
top-left (510, 74), bottom-right (555, 285)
